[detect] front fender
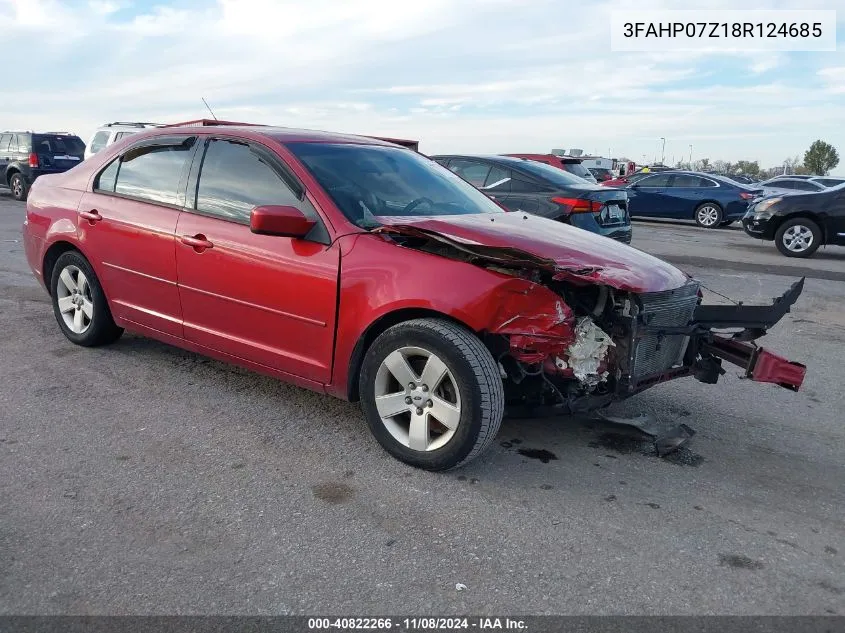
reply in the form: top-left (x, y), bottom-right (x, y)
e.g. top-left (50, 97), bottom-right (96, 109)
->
top-left (327, 233), bottom-right (576, 399)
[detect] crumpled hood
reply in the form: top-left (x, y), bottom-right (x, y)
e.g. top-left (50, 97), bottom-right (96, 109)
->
top-left (375, 213), bottom-right (689, 293)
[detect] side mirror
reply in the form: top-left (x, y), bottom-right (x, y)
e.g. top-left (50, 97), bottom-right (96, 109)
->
top-left (250, 205), bottom-right (316, 238)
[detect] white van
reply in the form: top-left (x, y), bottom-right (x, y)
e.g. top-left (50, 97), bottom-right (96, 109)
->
top-left (84, 122), bottom-right (161, 159)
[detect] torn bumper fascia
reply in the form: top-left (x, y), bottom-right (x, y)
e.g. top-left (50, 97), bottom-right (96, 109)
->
top-left (641, 278), bottom-right (807, 391)
top-left (701, 336), bottom-right (806, 391)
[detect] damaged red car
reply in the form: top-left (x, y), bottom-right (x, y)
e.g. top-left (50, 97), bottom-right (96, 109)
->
top-left (22, 124), bottom-right (807, 470)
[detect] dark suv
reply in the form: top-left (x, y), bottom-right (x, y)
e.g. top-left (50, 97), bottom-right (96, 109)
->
top-left (1, 132), bottom-right (86, 201)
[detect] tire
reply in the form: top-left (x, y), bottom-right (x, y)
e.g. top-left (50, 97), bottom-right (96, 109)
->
top-left (9, 173), bottom-right (28, 201)
top-left (359, 318), bottom-right (504, 471)
top-left (775, 217), bottom-right (821, 258)
top-left (50, 251), bottom-right (123, 346)
top-left (694, 202), bottom-right (723, 228)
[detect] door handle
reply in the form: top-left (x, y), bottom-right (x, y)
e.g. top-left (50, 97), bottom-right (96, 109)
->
top-left (79, 209), bottom-right (102, 223)
top-left (180, 234), bottom-right (214, 252)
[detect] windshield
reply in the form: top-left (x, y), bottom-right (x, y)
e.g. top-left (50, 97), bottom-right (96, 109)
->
top-left (287, 143), bottom-right (504, 228)
top-left (561, 161), bottom-right (595, 181)
top-left (32, 135), bottom-right (85, 156)
top-left (512, 159), bottom-right (594, 187)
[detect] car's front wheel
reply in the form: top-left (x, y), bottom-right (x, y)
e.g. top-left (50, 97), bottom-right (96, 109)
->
top-left (9, 173), bottom-right (28, 201)
top-left (50, 251), bottom-right (123, 346)
top-left (775, 217), bottom-right (821, 258)
top-left (359, 318), bottom-right (504, 471)
top-left (694, 202), bottom-right (723, 228)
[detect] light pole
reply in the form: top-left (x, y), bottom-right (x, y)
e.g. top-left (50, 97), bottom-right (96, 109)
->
top-left (689, 144), bottom-right (693, 169)
top-left (660, 137), bottom-right (666, 165)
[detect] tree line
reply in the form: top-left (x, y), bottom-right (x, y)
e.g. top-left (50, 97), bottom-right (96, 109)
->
top-left (661, 139), bottom-right (840, 179)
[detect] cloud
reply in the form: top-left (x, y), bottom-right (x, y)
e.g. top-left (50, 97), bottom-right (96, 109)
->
top-left (1, 0), bottom-right (843, 172)
top-left (817, 67), bottom-right (845, 94)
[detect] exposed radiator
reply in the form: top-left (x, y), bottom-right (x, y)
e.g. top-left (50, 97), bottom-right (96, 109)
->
top-left (631, 282), bottom-right (700, 379)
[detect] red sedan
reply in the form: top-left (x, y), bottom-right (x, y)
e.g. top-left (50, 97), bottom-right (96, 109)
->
top-left (22, 124), bottom-right (806, 470)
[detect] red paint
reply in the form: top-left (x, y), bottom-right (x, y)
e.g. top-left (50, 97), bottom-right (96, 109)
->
top-left (250, 205), bottom-right (316, 237)
top-left (750, 348), bottom-right (806, 391)
top-left (484, 278), bottom-right (575, 363)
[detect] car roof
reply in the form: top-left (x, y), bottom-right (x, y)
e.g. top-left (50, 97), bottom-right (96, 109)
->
top-left (135, 124), bottom-right (400, 147)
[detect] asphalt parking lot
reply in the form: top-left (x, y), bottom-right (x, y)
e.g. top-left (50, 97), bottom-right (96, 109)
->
top-left (1, 191), bottom-right (844, 615)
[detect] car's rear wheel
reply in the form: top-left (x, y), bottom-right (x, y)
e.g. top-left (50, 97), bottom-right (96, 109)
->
top-left (359, 318), bottom-right (504, 471)
top-left (9, 173), bottom-right (28, 201)
top-left (775, 217), bottom-right (821, 258)
top-left (694, 203), bottom-right (723, 228)
top-left (50, 251), bottom-right (123, 346)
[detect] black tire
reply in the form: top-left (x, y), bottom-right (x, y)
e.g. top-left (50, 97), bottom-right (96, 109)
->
top-left (9, 173), bottom-right (28, 201)
top-left (775, 217), bottom-right (821, 258)
top-left (694, 202), bottom-right (723, 228)
top-left (50, 251), bottom-right (123, 346)
top-left (359, 318), bottom-right (504, 471)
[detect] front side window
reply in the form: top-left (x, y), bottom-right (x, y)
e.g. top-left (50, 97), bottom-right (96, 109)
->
top-left (89, 131), bottom-right (110, 154)
top-left (287, 143), bottom-right (504, 228)
top-left (115, 141), bottom-right (193, 205)
top-left (196, 139), bottom-right (302, 223)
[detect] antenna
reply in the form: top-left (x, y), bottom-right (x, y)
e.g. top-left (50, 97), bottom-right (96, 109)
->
top-left (201, 97), bottom-right (218, 121)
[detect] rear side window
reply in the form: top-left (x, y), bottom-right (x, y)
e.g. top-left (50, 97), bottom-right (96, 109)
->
top-left (95, 159), bottom-right (120, 192)
top-left (115, 142), bottom-right (193, 205)
top-left (448, 159), bottom-right (491, 187)
top-left (638, 174), bottom-right (672, 187)
top-left (195, 138), bottom-right (304, 223)
top-left (89, 131), bottom-right (110, 154)
top-left (483, 166), bottom-right (512, 192)
top-left (670, 174), bottom-right (702, 187)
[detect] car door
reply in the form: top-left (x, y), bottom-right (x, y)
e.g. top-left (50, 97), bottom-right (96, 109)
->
top-left (76, 135), bottom-right (196, 338)
top-left (627, 173), bottom-right (672, 217)
top-left (661, 173), bottom-right (704, 218)
top-left (174, 136), bottom-right (338, 384)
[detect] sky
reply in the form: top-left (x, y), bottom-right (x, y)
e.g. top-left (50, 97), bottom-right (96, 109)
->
top-left (2, 0), bottom-right (844, 174)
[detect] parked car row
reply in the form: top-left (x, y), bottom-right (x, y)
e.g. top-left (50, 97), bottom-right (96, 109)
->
top-left (21, 121), bottom-right (807, 470)
top-left (432, 155), bottom-right (631, 243)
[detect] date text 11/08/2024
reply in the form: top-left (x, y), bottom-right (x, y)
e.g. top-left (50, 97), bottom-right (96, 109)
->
top-left (307, 617), bottom-right (527, 630)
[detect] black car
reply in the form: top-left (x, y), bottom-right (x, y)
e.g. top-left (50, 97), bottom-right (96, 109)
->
top-left (0, 131), bottom-right (86, 201)
top-left (742, 183), bottom-right (845, 257)
top-left (431, 155), bottom-right (632, 243)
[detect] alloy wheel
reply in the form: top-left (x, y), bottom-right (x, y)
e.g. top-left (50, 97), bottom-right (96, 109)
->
top-left (373, 346), bottom-right (462, 452)
top-left (782, 225), bottom-right (814, 253)
top-left (697, 205), bottom-right (720, 227)
top-left (56, 265), bottom-right (94, 334)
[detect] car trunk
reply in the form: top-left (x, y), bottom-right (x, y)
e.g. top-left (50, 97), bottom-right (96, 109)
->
top-left (32, 135), bottom-right (85, 170)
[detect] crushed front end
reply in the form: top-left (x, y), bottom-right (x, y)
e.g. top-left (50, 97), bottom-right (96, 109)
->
top-left (487, 275), bottom-right (807, 417)
top-left (374, 222), bottom-right (807, 417)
